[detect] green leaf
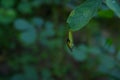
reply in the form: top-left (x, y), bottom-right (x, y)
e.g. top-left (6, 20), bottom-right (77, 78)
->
top-left (98, 54), bottom-right (116, 73)
top-left (1, 0), bottom-right (15, 8)
top-left (23, 66), bottom-right (38, 80)
top-left (11, 74), bottom-right (25, 80)
top-left (116, 51), bottom-right (120, 61)
top-left (44, 21), bottom-right (55, 37)
top-left (67, 0), bottom-right (102, 31)
top-left (14, 19), bottom-right (32, 30)
top-left (98, 10), bottom-right (114, 18)
top-left (15, 19), bottom-right (37, 45)
top-left (105, 0), bottom-right (120, 18)
top-left (88, 46), bottom-right (101, 55)
top-left (20, 54), bottom-right (37, 64)
top-left (32, 17), bottom-right (44, 27)
top-left (109, 69), bottom-right (120, 79)
top-left (0, 9), bottom-right (16, 24)
top-left (19, 28), bottom-right (37, 45)
top-left (18, 2), bottom-right (32, 14)
top-left (31, 0), bottom-right (42, 7)
top-left (71, 45), bottom-right (88, 61)
top-left (41, 69), bottom-right (52, 80)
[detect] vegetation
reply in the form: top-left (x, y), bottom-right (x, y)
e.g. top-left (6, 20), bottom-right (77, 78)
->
top-left (0, 0), bottom-right (120, 80)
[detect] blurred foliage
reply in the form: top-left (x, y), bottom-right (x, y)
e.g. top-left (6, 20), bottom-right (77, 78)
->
top-left (0, 0), bottom-right (120, 80)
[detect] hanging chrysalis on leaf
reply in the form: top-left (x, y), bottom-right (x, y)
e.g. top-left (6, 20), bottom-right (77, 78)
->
top-left (66, 30), bottom-right (74, 51)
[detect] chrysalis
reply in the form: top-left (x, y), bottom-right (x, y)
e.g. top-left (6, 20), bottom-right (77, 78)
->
top-left (66, 30), bottom-right (74, 51)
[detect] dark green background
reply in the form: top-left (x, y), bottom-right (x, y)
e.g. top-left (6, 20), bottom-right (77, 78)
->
top-left (0, 0), bottom-right (120, 80)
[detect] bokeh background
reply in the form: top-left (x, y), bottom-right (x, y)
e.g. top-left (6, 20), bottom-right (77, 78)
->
top-left (0, 0), bottom-right (120, 80)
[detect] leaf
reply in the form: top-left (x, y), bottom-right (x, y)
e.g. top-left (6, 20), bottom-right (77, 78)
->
top-left (20, 54), bottom-right (37, 64)
top-left (98, 10), bottom-right (114, 18)
top-left (105, 0), bottom-right (120, 18)
top-left (71, 45), bottom-right (88, 61)
top-left (19, 28), bottom-right (37, 45)
top-left (23, 66), bottom-right (38, 80)
top-left (14, 19), bottom-right (32, 30)
top-left (109, 69), bottom-right (120, 79)
top-left (31, 0), bottom-right (42, 7)
top-left (1, 0), bottom-right (15, 8)
top-left (0, 9), bottom-right (16, 24)
top-left (11, 74), bottom-right (25, 80)
top-left (17, 2), bottom-right (32, 14)
top-left (14, 19), bottom-right (37, 45)
top-left (32, 17), bottom-right (44, 27)
top-left (98, 54), bottom-right (116, 73)
top-left (67, 0), bottom-right (102, 31)
top-left (88, 46), bottom-right (101, 55)
top-left (41, 69), bottom-right (52, 80)
top-left (44, 21), bottom-right (55, 37)
top-left (116, 51), bottom-right (120, 61)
